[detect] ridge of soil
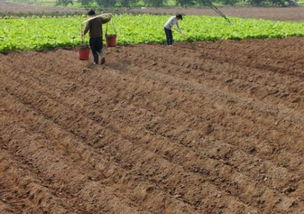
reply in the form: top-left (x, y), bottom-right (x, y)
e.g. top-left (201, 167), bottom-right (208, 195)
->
top-left (1, 37), bottom-right (304, 213)
top-left (131, 6), bottom-right (304, 21)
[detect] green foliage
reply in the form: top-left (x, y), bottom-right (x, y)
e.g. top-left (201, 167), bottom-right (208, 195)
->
top-left (143, 0), bottom-right (167, 6)
top-left (56, 0), bottom-right (73, 6)
top-left (94, 0), bottom-right (116, 7)
top-left (176, 0), bottom-right (195, 6)
top-left (219, 0), bottom-right (240, 5)
top-left (247, 0), bottom-right (292, 6)
top-left (119, 0), bottom-right (137, 6)
top-left (77, 0), bottom-right (94, 6)
top-left (1, 15), bottom-right (304, 52)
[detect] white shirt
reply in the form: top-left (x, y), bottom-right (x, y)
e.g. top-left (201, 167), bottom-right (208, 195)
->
top-left (164, 16), bottom-right (181, 31)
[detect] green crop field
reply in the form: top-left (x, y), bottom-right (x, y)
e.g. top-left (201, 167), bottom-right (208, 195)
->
top-left (1, 14), bottom-right (304, 52)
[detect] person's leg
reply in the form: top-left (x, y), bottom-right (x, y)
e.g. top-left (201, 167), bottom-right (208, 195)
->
top-left (164, 28), bottom-right (170, 45)
top-left (95, 37), bottom-right (105, 64)
top-left (89, 38), bottom-right (99, 64)
top-left (168, 29), bottom-right (173, 45)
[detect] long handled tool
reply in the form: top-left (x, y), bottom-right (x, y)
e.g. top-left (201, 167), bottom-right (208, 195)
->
top-left (205, 0), bottom-right (231, 24)
top-left (82, 13), bottom-right (112, 25)
top-left (173, 29), bottom-right (187, 37)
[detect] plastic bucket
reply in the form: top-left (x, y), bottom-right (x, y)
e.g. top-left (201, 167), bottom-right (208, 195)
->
top-left (106, 34), bottom-right (117, 47)
top-left (79, 47), bottom-right (90, 60)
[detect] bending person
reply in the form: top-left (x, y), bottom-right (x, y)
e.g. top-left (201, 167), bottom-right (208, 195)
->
top-left (164, 14), bottom-right (183, 46)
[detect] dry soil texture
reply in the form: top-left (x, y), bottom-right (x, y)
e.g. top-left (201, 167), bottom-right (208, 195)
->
top-left (132, 6), bottom-right (304, 21)
top-left (0, 0), bottom-right (83, 15)
top-left (1, 37), bottom-right (304, 213)
top-left (3, 2), bottom-right (304, 21)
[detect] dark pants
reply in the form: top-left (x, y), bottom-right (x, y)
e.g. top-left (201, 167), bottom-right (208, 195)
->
top-left (89, 37), bottom-right (103, 64)
top-left (164, 27), bottom-right (173, 45)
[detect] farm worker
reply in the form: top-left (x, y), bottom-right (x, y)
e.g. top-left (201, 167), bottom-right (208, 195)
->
top-left (164, 14), bottom-right (183, 46)
top-left (81, 9), bottom-right (112, 65)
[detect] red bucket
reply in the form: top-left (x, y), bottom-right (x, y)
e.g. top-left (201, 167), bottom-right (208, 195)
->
top-left (79, 47), bottom-right (90, 60)
top-left (106, 34), bottom-right (117, 47)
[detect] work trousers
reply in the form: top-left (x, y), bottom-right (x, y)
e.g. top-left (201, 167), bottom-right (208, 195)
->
top-left (164, 28), bottom-right (173, 45)
top-left (89, 37), bottom-right (103, 64)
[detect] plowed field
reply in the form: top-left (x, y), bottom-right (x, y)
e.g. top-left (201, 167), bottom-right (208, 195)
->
top-left (1, 37), bottom-right (304, 213)
top-left (0, 0), bottom-right (83, 15)
top-left (132, 6), bottom-right (304, 21)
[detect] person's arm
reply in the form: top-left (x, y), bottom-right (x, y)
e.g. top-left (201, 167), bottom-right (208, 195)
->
top-left (176, 21), bottom-right (182, 33)
top-left (83, 21), bottom-right (90, 36)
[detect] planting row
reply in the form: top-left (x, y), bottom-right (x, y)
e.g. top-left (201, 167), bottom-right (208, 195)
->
top-left (1, 14), bottom-right (304, 51)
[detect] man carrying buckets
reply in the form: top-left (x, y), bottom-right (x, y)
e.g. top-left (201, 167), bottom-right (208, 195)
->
top-left (164, 14), bottom-right (183, 46)
top-left (81, 9), bottom-right (112, 65)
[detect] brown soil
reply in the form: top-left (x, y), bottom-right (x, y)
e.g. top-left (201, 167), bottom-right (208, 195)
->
top-left (0, 0), bottom-right (83, 15)
top-left (1, 37), bottom-right (304, 213)
top-left (2, 1), bottom-right (304, 21)
top-left (132, 6), bottom-right (304, 21)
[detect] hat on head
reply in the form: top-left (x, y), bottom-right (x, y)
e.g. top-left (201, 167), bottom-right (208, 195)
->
top-left (176, 14), bottom-right (183, 20)
top-left (88, 9), bottom-right (96, 16)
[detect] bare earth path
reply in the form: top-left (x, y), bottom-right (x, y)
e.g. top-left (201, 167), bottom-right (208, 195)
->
top-left (0, 0), bottom-right (84, 15)
top-left (2, 1), bottom-right (304, 21)
top-left (131, 6), bottom-right (304, 21)
top-left (1, 37), bottom-right (304, 213)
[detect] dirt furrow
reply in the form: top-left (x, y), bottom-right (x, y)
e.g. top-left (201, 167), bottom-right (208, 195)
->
top-left (4, 49), bottom-right (304, 199)
top-left (0, 66), bottom-right (261, 212)
top-left (108, 55), bottom-right (304, 154)
top-left (0, 96), bottom-right (157, 214)
top-left (188, 38), bottom-right (304, 77)
top-left (0, 92), bottom-right (200, 214)
top-left (177, 41), bottom-right (304, 97)
top-left (123, 44), bottom-right (304, 110)
top-left (2, 59), bottom-right (303, 213)
top-left (119, 59), bottom-right (304, 138)
top-left (0, 78), bottom-right (199, 214)
top-left (0, 148), bottom-right (71, 214)
top-left (3, 53), bottom-right (304, 198)
top-left (0, 198), bottom-right (19, 214)
top-left (10, 51), bottom-right (304, 164)
top-left (2, 38), bottom-right (304, 213)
